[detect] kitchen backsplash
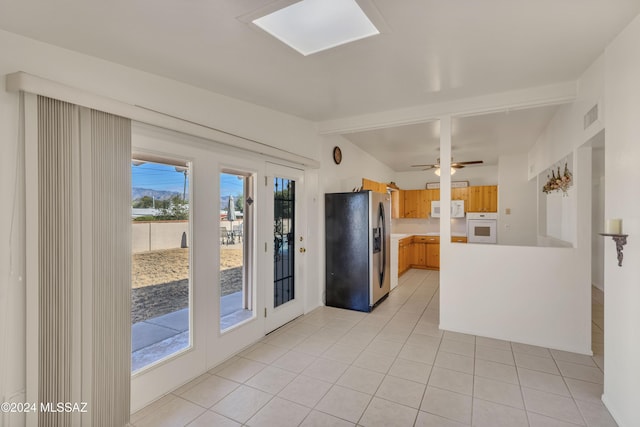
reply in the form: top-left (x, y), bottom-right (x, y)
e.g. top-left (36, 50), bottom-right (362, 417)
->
top-left (392, 218), bottom-right (467, 235)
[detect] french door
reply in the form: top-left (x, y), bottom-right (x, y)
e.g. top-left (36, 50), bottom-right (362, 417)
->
top-left (131, 123), bottom-right (266, 412)
top-left (265, 163), bottom-right (306, 332)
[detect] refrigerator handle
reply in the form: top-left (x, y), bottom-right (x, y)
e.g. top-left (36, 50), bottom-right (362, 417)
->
top-left (378, 201), bottom-right (386, 288)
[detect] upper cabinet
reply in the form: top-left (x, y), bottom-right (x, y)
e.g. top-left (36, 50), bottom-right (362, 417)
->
top-left (391, 185), bottom-right (496, 217)
top-left (362, 178), bottom-right (388, 193)
top-left (451, 187), bottom-right (469, 202)
top-left (391, 190), bottom-right (403, 219)
top-left (468, 185), bottom-right (498, 212)
top-left (403, 189), bottom-right (422, 218)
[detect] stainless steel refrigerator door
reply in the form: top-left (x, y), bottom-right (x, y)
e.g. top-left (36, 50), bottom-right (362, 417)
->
top-left (370, 192), bottom-right (391, 306)
top-left (325, 192), bottom-right (371, 312)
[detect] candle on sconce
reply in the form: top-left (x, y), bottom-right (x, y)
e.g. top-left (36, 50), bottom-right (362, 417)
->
top-left (605, 219), bottom-right (622, 235)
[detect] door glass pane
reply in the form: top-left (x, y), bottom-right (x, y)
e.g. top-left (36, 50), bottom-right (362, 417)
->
top-left (220, 172), bottom-right (253, 331)
top-left (131, 158), bottom-right (190, 372)
top-left (274, 177), bottom-right (295, 308)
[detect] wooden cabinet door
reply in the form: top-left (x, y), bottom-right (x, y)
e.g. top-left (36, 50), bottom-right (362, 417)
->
top-left (403, 190), bottom-right (419, 218)
top-left (391, 190), bottom-right (403, 219)
top-left (398, 237), bottom-right (412, 275)
top-left (404, 190), bottom-right (431, 218)
top-left (468, 185), bottom-right (498, 212)
top-left (413, 243), bottom-right (427, 267)
top-left (468, 186), bottom-right (482, 212)
top-left (418, 190), bottom-right (431, 218)
top-left (362, 178), bottom-right (387, 193)
top-left (426, 243), bottom-right (440, 269)
top-left (484, 185), bottom-right (498, 212)
top-left (451, 188), bottom-right (469, 211)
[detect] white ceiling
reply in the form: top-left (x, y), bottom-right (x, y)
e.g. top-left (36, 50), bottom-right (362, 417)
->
top-left (0, 0), bottom-right (637, 171)
top-left (344, 105), bottom-right (560, 171)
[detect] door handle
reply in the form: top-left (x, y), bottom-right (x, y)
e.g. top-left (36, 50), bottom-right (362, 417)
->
top-left (299, 247), bottom-right (306, 253)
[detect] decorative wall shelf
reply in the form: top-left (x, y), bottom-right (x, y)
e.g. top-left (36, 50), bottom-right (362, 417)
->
top-left (599, 234), bottom-right (629, 267)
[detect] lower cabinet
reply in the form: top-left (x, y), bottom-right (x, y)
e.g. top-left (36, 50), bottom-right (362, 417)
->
top-left (409, 236), bottom-right (440, 270)
top-left (426, 242), bottom-right (440, 269)
top-left (399, 235), bottom-right (460, 275)
top-left (398, 237), bottom-right (412, 276)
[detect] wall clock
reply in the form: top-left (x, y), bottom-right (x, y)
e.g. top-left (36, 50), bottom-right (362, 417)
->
top-left (333, 146), bottom-right (342, 165)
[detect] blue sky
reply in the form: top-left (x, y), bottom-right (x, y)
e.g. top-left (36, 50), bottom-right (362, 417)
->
top-left (131, 162), bottom-right (243, 198)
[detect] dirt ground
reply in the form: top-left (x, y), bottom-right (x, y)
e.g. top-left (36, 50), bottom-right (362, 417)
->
top-left (132, 247), bottom-right (242, 289)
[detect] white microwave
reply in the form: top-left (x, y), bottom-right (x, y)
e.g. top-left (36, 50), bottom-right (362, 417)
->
top-left (431, 200), bottom-right (465, 218)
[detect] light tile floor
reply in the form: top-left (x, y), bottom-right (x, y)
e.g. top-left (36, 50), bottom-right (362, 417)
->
top-left (132, 270), bottom-right (614, 427)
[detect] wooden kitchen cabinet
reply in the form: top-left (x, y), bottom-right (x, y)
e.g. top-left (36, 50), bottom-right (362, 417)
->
top-left (391, 189), bottom-right (404, 219)
top-left (398, 237), bottom-right (412, 276)
top-left (362, 178), bottom-right (388, 193)
top-left (468, 185), bottom-right (497, 212)
top-left (410, 236), bottom-right (439, 270)
top-left (426, 243), bottom-right (440, 269)
top-left (403, 190), bottom-right (419, 217)
top-left (411, 241), bottom-right (427, 266)
top-left (451, 187), bottom-right (469, 210)
top-left (451, 236), bottom-right (468, 243)
top-left (403, 190), bottom-right (430, 218)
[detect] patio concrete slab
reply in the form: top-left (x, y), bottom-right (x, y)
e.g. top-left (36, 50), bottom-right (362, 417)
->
top-left (145, 308), bottom-right (189, 332)
top-left (132, 322), bottom-right (182, 352)
top-left (221, 292), bottom-right (242, 316)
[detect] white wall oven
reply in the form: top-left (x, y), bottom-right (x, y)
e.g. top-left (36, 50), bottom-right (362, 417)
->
top-left (467, 213), bottom-right (498, 244)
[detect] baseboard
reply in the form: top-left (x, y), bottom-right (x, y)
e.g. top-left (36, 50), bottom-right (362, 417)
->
top-left (438, 322), bottom-right (593, 355)
top-left (601, 393), bottom-right (625, 427)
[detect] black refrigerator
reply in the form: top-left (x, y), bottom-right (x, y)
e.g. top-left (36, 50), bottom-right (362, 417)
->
top-left (325, 191), bottom-right (391, 312)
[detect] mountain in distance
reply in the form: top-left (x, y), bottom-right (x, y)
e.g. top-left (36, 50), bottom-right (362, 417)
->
top-left (132, 188), bottom-right (235, 209)
top-left (132, 187), bottom-right (180, 200)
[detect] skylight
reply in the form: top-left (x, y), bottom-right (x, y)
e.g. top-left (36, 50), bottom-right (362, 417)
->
top-left (253, 0), bottom-right (380, 56)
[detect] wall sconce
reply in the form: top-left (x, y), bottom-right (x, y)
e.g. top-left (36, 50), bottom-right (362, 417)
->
top-left (600, 219), bottom-right (628, 267)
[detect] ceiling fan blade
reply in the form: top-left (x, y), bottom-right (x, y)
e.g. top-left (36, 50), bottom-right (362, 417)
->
top-left (411, 164), bottom-right (438, 168)
top-left (452, 160), bottom-right (484, 166)
top-left (452, 164), bottom-right (465, 169)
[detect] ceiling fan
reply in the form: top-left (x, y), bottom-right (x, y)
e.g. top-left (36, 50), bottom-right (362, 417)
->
top-left (411, 158), bottom-right (484, 175)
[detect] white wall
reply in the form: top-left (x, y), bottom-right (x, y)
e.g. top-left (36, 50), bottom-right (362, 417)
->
top-left (442, 244), bottom-right (590, 352)
top-left (320, 135), bottom-right (395, 193)
top-left (602, 14), bottom-right (640, 427)
top-left (0, 29), bottom-right (327, 420)
top-left (542, 153), bottom-right (577, 245)
top-left (497, 153), bottom-right (537, 246)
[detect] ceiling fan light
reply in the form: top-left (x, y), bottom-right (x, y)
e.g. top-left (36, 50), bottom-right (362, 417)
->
top-left (434, 167), bottom-right (456, 176)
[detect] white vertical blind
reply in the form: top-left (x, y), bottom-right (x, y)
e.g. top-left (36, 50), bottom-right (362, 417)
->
top-left (89, 110), bottom-right (131, 426)
top-left (34, 96), bottom-right (131, 426)
top-left (38, 96), bottom-right (77, 427)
